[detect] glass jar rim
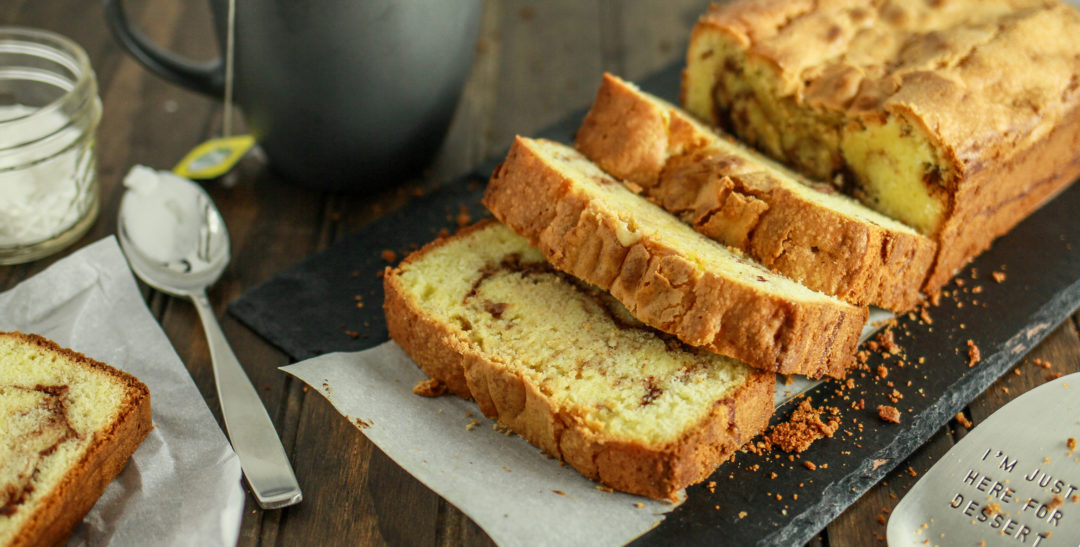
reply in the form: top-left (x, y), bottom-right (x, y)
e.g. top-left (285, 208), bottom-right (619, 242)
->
top-left (0, 26), bottom-right (97, 134)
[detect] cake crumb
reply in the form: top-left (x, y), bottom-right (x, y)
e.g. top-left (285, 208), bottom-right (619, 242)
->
top-left (1049, 495), bottom-right (1064, 510)
top-left (1068, 437), bottom-right (1077, 451)
top-left (992, 271), bottom-right (1007, 283)
top-left (767, 399), bottom-right (841, 453)
top-left (1047, 372), bottom-right (1065, 381)
top-left (966, 340), bottom-right (981, 367)
top-left (738, 511), bottom-right (748, 519)
top-left (876, 330), bottom-right (901, 354)
top-left (983, 502), bottom-right (1002, 515)
top-left (876, 365), bottom-right (888, 379)
top-left (380, 249), bottom-right (397, 263)
top-left (878, 405), bottom-right (901, 424)
top-left (413, 378), bottom-right (447, 397)
top-left (456, 205), bottom-right (472, 228)
top-left (634, 502), bottom-right (644, 508)
top-left (804, 461), bottom-right (817, 471)
top-left (595, 485), bottom-right (613, 493)
top-left (919, 307), bottom-right (933, 325)
top-left (552, 490), bottom-right (566, 496)
top-left (955, 413), bottom-right (973, 429)
top-left (1033, 358), bottom-right (1052, 369)
top-left (354, 418), bottom-right (371, 429)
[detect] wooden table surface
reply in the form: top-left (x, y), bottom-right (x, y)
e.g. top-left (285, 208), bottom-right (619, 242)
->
top-left (4, 1), bottom-right (1079, 545)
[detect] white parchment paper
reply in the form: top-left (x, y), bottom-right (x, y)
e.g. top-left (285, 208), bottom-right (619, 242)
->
top-left (281, 343), bottom-right (681, 547)
top-left (0, 238), bottom-right (244, 546)
top-left (280, 308), bottom-right (894, 545)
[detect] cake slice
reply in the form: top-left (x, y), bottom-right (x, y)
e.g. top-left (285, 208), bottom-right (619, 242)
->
top-left (383, 221), bottom-right (774, 500)
top-left (576, 73), bottom-right (936, 312)
top-left (484, 137), bottom-right (867, 378)
top-left (683, 0), bottom-right (1080, 292)
top-left (0, 332), bottom-right (152, 547)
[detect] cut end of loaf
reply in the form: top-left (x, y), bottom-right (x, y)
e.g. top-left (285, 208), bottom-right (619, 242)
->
top-left (0, 331), bottom-right (151, 547)
top-left (579, 72), bottom-right (937, 312)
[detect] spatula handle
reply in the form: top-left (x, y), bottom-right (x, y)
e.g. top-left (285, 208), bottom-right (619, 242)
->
top-left (192, 290), bottom-right (302, 509)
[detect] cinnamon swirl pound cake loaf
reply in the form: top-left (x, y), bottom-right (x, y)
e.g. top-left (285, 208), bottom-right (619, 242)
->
top-left (484, 137), bottom-right (867, 379)
top-left (0, 332), bottom-right (152, 547)
top-left (576, 73), bottom-right (936, 312)
top-left (683, 0), bottom-right (1080, 291)
top-left (383, 221), bottom-right (774, 500)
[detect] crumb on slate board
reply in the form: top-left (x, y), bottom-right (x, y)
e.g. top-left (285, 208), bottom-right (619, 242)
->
top-left (767, 399), bottom-right (840, 453)
top-left (877, 405), bottom-right (901, 424)
top-left (966, 340), bottom-right (981, 367)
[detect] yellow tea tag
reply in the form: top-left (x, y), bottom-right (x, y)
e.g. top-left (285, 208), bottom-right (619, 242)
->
top-left (173, 135), bottom-right (255, 179)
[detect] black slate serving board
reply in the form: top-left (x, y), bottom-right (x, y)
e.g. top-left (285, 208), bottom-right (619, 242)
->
top-left (228, 63), bottom-right (1080, 546)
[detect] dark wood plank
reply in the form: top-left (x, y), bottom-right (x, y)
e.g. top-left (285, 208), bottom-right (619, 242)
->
top-left (966, 319), bottom-right (1080, 424)
top-left (4, 3), bottom-right (1080, 547)
top-left (599, 0), bottom-right (705, 80)
top-left (827, 427), bottom-right (956, 545)
top-left (428, 0), bottom-right (505, 182)
top-left (488, 0), bottom-right (605, 148)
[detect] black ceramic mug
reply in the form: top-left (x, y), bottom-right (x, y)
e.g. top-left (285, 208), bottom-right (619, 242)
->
top-left (104, 0), bottom-right (482, 191)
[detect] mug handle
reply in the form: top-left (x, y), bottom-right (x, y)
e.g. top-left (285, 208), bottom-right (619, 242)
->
top-left (103, 0), bottom-right (225, 97)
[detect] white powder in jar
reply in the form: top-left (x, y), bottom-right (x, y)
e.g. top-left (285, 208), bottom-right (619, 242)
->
top-left (0, 104), bottom-right (95, 247)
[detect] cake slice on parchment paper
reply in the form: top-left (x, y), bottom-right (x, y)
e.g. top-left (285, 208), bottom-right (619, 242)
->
top-left (383, 220), bottom-right (774, 500)
top-left (576, 73), bottom-right (936, 312)
top-left (485, 136), bottom-right (867, 379)
top-left (0, 331), bottom-right (152, 547)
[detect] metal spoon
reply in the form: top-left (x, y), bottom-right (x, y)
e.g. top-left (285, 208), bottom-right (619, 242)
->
top-left (117, 166), bottom-right (301, 509)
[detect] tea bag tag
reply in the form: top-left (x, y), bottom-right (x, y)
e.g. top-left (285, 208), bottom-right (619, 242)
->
top-left (887, 373), bottom-right (1080, 546)
top-left (174, 0), bottom-right (249, 182)
top-left (173, 135), bottom-right (254, 180)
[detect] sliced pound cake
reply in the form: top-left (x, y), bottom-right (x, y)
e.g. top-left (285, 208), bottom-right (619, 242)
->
top-left (683, 0), bottom-right (1080, 292)
top-left (484, 137), bottom-right (867, 379)
top-left (576, 73), bottom-right (936, 312)
top-left (0, 332), bottom-right (152, 547)
top-left (383, 221), bottom-right (774, 499)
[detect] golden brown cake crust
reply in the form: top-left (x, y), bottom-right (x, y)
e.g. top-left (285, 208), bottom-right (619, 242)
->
top-left (462, 352), bottom-right (774, 500)
top-left (692, 0), bottom-right (1080, 170)
top-left (483, 137), bottom-right (867, 379)
top-left (381, 224), bottom-right (775, 499)
top-left (576, 73), bottom-right (937, 312)
top-left (687, 0), bottom-right (1080, 292)
top-left (926, 102), bottom-right (1080, 289)
top-left (0, 331), bottom-right (153, 547)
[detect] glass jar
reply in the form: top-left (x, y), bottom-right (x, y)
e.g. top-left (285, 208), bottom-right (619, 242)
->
top-left (0, 27), bottom-right (102, 264)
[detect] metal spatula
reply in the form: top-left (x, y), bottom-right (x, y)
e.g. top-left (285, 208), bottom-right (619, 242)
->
top-left (888, 373), bottom-right (1080, 546)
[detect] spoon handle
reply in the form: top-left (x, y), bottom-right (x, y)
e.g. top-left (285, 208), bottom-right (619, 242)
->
top-left (191, 290), bottom-right (302, 509)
